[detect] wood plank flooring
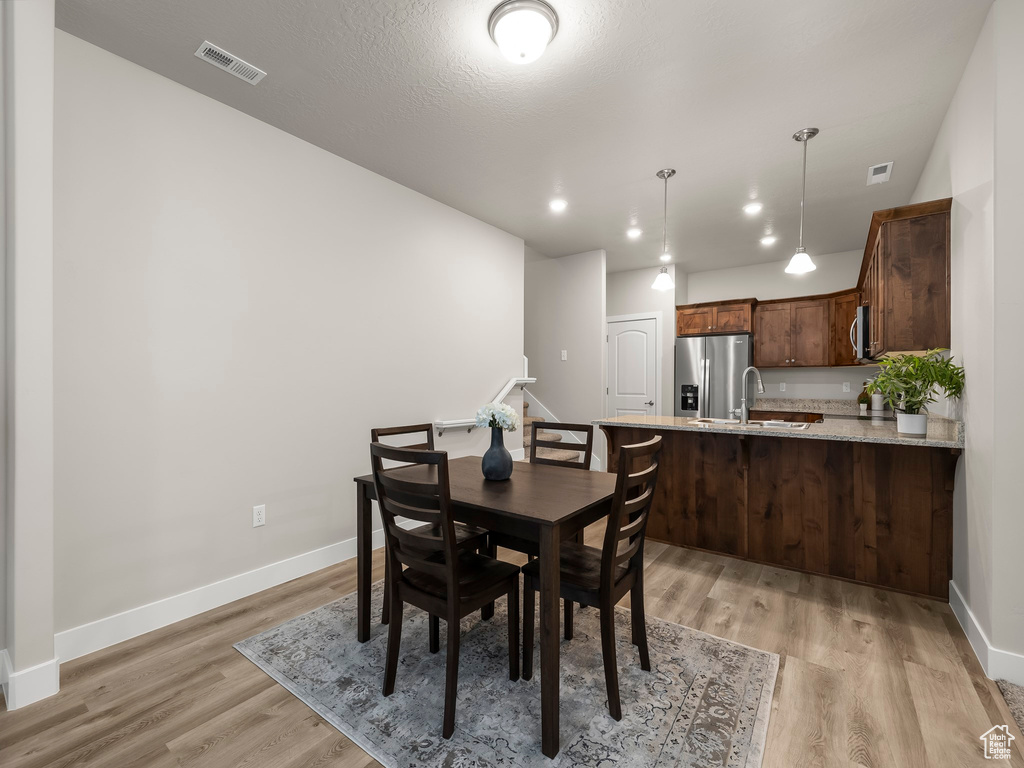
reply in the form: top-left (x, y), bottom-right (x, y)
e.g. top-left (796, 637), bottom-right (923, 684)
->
top-left (1, 529), bottom-right (1021, 767)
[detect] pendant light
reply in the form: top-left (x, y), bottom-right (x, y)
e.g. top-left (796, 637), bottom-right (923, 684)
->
top-left (651, 169), bottom-right (676, 291)
top-left (786, 128), bottom-right (819, 274)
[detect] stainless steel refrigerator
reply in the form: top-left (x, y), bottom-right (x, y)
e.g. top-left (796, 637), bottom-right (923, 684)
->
top-left (674, 334), bottom-right (754, 419)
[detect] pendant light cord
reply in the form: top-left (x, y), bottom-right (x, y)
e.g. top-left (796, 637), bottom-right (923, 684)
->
top-left (798, 138), bottom-right (807, 250)
top-left (662, 174), bottom-right (669, 256)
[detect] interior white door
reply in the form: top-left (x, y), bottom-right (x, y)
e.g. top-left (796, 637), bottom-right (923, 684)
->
top-left (607, 318), bottom-right (658, 417)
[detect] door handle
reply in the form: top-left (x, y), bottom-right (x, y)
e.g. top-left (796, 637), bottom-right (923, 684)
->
top-left (849, 316), bottom-right (858, 356)
top-left (644, 400), bottom-right (654, 406)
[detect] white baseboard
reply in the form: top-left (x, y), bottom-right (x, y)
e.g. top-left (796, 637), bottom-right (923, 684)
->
top-left (1, 651), bottom-right (60, 710)
top-left (55, 521), bottom-right (412, 665)
top-left (949, 580), bottom-right (1024, 686)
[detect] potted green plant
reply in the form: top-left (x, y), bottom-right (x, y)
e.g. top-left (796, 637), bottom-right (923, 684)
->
top-left (867, 349), bottom-right (965, 435)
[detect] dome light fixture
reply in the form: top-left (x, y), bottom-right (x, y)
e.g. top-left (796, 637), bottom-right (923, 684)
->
top-left (488, 0), bottom-right (559, 65)
top-left (786, 127), bottom-right (819, 275)
top-left (651, 168), bottom-right (677, 291)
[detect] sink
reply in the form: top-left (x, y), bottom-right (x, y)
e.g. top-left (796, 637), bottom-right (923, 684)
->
top-left (690, 418), bottom-right (809, 430)
top-left (750, 420), bottom-right (809, 430)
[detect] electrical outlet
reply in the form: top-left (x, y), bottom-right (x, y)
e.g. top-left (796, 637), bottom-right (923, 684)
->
top-left (779, 382), bottom-right (786, 392)
top-left (253, 504), bottom-right (266, 528)
top-left (560, 350), bottom-right (568, 361)
top-left (843, 381), bottom-right (851, 393)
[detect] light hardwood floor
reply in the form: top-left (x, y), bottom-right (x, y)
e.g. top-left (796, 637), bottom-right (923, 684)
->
top-left (2, 530), bottom-right (1022, 768)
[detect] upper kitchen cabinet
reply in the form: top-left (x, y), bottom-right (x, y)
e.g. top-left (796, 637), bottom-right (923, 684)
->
top-left (829, 291), bottom-right (861, 366)
top-left (753, 298), bottom-right (829, 367)
top-left (858, 199), bottom-right (951, 357)
top-left (676, 300), bottom-right (754, 336)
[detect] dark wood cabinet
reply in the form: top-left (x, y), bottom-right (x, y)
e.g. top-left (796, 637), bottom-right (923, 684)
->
top-left (790, 299), bottom-right (829, 366)
top-left (753, 303), bottom-right (791, 366)
top-left (676, 307), bottom-right (713, 336)
top-left (829, 291), bottom-right (861, 366)
top-left (858, 200), bottom-right (950, 358)
top-left (753, 299), bottom-right (828, 367)
top-left (676, 300), bottom-right (753, 336)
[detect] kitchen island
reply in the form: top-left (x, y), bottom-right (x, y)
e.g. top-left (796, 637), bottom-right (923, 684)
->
top-left (595, 413), bottom-right (962, 599)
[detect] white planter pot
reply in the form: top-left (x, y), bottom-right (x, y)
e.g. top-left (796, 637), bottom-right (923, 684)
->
top-left (870, 393), bottom-right (885, 412)
top-left (896, 412), bottom-right (928, 436)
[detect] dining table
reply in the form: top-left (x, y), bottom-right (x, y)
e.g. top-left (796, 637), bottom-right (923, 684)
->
top-left (353, 455), bottom-right (617, 758)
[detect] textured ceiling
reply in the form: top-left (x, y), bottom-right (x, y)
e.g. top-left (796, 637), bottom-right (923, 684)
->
top-left (56, 0), bottom-right (990, 273)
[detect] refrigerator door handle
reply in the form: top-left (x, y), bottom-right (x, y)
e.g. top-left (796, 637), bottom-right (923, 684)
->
top-left (702, 356), bottom-right (710, 418)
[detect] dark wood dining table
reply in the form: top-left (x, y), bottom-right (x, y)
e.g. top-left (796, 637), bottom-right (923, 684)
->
top-left (353, 455), bottom-right (617, 758)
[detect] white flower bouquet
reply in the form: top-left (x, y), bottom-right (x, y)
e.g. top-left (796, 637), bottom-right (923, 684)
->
top-left (475, 402), bottom-right (521, 432)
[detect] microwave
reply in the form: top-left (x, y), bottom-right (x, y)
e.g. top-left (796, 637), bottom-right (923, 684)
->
top-left (851, 305), bottom-right (871, 361)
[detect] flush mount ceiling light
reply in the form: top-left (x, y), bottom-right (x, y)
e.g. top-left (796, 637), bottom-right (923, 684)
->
top-left (488, 0), bottom-right (559, 65)
top-left (786, 127), bottom-right (819, 275)
top-left (742, 202), bottom-right (763, 215)
top-left (760, 235), bottom-right (777, 246)
top-left (549, 198), bottom-right (567, 212)
top-left (626, 227), bottom-right (643, 239)
top-left (651, 169), bottom-right (676, 291)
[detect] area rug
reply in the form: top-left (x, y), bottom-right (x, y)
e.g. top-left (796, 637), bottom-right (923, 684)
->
top-left (998, 679), bottom-right (1024, 733)
top-left (235, 581), bottom-right (778, 767)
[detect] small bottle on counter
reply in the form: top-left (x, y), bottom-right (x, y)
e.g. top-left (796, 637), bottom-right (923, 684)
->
top-left (858, 382), bottom-right (870, 416)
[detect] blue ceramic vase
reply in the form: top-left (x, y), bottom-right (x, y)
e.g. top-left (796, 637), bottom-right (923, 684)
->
top-left (481, 427), bottom-right (513, 481)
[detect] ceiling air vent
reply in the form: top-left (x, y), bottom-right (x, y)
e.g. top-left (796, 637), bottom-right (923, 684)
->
top-left (866, 161), bottom-right (893, 185)
top-left (194, 41), bottom-right (266, 85)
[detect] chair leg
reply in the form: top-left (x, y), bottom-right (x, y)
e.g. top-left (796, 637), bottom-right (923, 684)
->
top-left (599, 604), bottom-right (622, 721)
top-left (442, 612), bottom-right (461, 739)
top-left (508, 578), bottom-right (520, 681)
top-left (382, 590), bottom-right (403, 697)
top-left (381, 557), bottom-right (390, 625)
top-left (429, 614), bottom-right (440, 654)
top-left (522, 575), bottom-right (535, 680)
top-left (564, 598), bottom-right (574, 640)
top-left (631, 580), bottom-right (651, 672)
top-left (481, 541), bottom-right (497, 620)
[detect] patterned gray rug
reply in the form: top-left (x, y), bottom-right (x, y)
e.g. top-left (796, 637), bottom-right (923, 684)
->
top-left (235, 581), bottom-right (778, 767)
top-left (998, 679), bottom-right (1024, 733)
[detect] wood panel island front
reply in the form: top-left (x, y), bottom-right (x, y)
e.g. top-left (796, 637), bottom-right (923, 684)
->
top-left (595, 415), bottom-right (963, 599)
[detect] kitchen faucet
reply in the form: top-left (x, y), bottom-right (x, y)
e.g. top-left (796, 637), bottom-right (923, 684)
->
top-left (740, 366), bottom-right (765, 424)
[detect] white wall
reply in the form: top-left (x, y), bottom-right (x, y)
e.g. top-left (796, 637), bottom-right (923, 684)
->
top-left (910, 0), bottom-right (1024, 683)
top-left (684, 250), bottom-right (876, 400)
top-left (606, 266), bottom-right (676, 416)
top-left (524, 249), bottom-right (606, 432)
top-left (3, 0), bottom-right (59, 707)
top-left (52, 33), bottom-right (525, 635)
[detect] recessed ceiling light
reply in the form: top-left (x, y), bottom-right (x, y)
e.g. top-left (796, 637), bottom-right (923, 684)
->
top-left (660, 253), bottom-right (672, 262)
top-left (549, 198), bottom-right (567, 213)
top-left (488, 0), bottom-right (559, 65)
top-left (626, 227), bottom-right (642, 239)
top-left (760, 235), bottom-right (777, 246)
top-left (743, 202), bottom-right (763, 215)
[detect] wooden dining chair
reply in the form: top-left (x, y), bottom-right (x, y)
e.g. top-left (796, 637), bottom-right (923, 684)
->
top-left (370, 442), bottom-right (521, 739)
top-left (490, 421), bottom-right (595, 640)
top-left (521, 435), bottom-right (662, 721)
top-left (371, 424), bottom-right (491, 626)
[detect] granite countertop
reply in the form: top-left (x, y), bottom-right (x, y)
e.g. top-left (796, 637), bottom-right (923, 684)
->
top-left (593, 413), bottom-right (964, 449)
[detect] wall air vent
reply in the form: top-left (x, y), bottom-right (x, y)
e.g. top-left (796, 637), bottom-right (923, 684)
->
top-left (867, 161), bottom-right (893, 185)
top-left (194, 41), bottom-right (266, 85)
